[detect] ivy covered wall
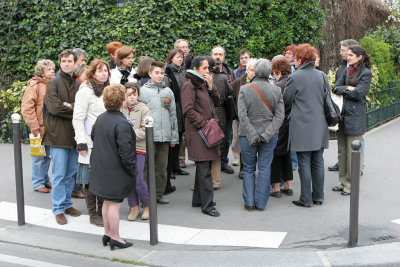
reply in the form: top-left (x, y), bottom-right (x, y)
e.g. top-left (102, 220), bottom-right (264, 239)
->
top-left (0, 0), bottom-right (325, 86)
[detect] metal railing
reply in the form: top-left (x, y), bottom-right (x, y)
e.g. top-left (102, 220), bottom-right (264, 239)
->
top-left (366, 81), bottom-right (400, 130)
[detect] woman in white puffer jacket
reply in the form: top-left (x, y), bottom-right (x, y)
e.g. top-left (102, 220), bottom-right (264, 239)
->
top-left (72, 59), bottom-right (110, 227)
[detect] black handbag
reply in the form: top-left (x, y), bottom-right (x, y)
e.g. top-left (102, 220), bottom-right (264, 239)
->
top-left (322, 74), bottom-right (341, 126)
top-left (224, 95), bottom-right (238, 120)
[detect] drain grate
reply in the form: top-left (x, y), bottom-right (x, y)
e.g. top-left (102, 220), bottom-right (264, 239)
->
top-left (372, 235), bottom-right (397, 242)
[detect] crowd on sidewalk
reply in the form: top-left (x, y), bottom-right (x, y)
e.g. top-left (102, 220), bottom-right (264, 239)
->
top-left (20, 38), bottom-right (372, 250)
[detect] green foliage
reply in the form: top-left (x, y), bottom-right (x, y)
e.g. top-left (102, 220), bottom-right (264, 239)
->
top-left (370, 25), bottom-right (400, 68)
top-left (0, 81), bottom-right (27, 143)
top-left (359, 35), bottom-right (397, 88)
top-left (0, 0), bottom-right (326, 86)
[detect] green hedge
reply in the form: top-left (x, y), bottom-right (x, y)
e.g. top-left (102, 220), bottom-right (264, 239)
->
top-left (0, 0), bottom-right (325, 85)
top-left (359, 35), bottom-right (398, 89)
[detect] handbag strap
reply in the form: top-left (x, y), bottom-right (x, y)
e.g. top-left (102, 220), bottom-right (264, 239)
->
top-left (249, 83), bottom-right (274, 115)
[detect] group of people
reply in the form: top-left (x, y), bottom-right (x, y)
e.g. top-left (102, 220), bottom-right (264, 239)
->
top-left (20, 38), bottom-right (372, 250)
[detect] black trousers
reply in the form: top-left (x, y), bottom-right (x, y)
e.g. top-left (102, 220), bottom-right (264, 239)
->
top-left (166, 132), bottom-right (183, 189)
top-left (192, 161), bottom-right (214, 212)
top-left (271, 153), bottom-right (293, 184)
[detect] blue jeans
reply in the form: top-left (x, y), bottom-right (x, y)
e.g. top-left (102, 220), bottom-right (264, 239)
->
top-left (50, 147), bottom-right (79, 215)
top-left (240, 135), bottom-right (278, 209)
top-left (296, 148), bottom-right (325, 206)
top-left (31, 145), bottom-right (51, 190)
top-left (291, 151), bottom-right (298, 168)
top-left (362, 137), bottom-right (365, 170)
top-left (221, 119), bottom-right (232, 167)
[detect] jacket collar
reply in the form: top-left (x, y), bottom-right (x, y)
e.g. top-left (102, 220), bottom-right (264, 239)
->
top-left (60, 70), bottom-right (76, 80)
top-left (297, 61), bottom-right (315, 71)
top-left (185, 71), bottom-right (206, 88)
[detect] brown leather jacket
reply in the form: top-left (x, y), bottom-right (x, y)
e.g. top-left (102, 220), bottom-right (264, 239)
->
top-left (21, 76), bottom-right (48, 136)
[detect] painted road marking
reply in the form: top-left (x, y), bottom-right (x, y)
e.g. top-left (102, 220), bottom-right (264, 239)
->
top-left (0, 253), bottom-right (70, 267)
top-left (0, 201), bottom-right (286, 249)
top-left (391, 219), bottom-right (400, 225)
top-left (317, 251), bottom-right (332, 267)
top-left (0, 201), bottom-right (287, 248)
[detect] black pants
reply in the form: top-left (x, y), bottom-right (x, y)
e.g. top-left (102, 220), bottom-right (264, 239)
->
top-left (192, 161), bottom-right (214, 212)
top-left (166, 132), bottom-right (183, 190)
top-left (271, 153), bottom-right (293, 184)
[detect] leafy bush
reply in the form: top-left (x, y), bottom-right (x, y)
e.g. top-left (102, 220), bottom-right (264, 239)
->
top-left (0, 81), bottom-right (27, 143)
top-left (370, 25), bottom-right (400, 70)
top-left (359, 35), bottom-right (397, 88)
top-left (0, 0), bottom-right (326, 86)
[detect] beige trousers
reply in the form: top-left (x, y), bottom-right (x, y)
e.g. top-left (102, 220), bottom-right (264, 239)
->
top-left (231, 119), bottom-right (240, 159)
top-left (211, 158), bottom-right (221, 188)
top-left (338, 132), bottom-right (363, 193)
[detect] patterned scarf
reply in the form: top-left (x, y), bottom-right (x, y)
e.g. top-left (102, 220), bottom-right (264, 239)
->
top-left (117, 66), bottom-right (132, 85)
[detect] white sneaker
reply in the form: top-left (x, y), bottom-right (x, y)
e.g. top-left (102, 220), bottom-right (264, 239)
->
top-left (232, 159), bottom-right (240, 166)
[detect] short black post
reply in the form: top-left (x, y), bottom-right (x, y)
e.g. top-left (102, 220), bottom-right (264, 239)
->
top-left (349, 140), bottom-right (361, 246)
top-left (12, 113), bottom-right (25, 226)
top-left (145, 116), bottom-right (158, 245)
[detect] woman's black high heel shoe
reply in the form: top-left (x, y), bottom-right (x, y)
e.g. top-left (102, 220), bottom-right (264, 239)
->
top-left (110, 239), bottom-right (133, 251)
top-left (102, 235), bottom-right (111, 246)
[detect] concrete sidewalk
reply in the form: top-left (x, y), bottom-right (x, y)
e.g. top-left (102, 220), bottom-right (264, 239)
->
top-left (0, 118), bottom-right (400, 266)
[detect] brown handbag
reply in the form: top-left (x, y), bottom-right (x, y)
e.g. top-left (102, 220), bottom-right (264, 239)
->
top-left (249, 83), bottom-right (275, 115)
top-left (197, 118), bottom-right (225, 148)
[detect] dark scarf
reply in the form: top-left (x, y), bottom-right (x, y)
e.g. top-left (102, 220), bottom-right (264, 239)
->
top-left (90, 80), bottom-right (108, 97)
top-left (117, 66), bottom-right (132, 85)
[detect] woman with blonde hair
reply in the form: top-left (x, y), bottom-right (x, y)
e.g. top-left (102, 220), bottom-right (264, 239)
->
top-left (21, 59), bottom-right (55, 193)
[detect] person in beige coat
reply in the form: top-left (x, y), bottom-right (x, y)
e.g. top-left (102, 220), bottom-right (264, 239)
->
top-left (122, 82), bottom-right (152, 221)
top-left (72, 59), bottom-right (109, 226)
top-left (21, 59), bottom-right (55, 193)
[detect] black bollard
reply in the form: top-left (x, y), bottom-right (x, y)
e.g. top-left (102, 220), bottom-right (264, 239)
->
top-left (145, 116), bottom-right (158, 245)
top-left (348, 140), bottom-right (361, 246)
top-left (12, 114), bottom-right (25, 226)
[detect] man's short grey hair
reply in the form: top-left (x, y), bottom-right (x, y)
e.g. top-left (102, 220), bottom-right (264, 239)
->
top-left (174, 39), bottom-right (188, 48)
top-left (211, 46), bottom-right (226, 55)
top-left (73, 63), bottom-right (87, 77)
top-left (34, 59), bottom-right (55, 77)
top-left (72, 48), bottom-right (88, 59)
top-left (246, 58), bottom-right (257, 68)
top-left (254, 58), bottom-right (272, 78)
top-left (271, 55), bottom-right (285, 62)
top-left (340, 39), bottom-right (358, 47)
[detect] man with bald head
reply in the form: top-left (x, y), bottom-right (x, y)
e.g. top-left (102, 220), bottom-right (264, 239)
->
top-left (211, 46), bottom-right (236, 177)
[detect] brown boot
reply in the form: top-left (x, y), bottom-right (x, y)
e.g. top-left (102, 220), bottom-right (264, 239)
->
top-left (55, 213), bottom-right (67, 225)
top-left (97, 196), bottom-right (103, 217)
top-left (85, 189), bottom-right (103, 227)
top-left (141, 206), bottom-right (149, 220)
top-left (128, 206), bottom-right (140, 221)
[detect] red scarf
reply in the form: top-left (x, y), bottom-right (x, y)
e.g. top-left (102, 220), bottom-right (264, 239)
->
top-left (348, 66), bottom-right (355, 77)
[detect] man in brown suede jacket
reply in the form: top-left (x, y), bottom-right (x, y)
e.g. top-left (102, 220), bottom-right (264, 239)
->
top-left (43, 49), bottom-right (82, 225)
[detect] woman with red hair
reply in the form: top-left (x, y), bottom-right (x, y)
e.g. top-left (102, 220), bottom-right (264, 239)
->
top-left (283, 44), bottom-right (329, 208)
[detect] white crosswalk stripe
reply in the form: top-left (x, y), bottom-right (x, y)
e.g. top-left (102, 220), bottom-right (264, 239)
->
top-left (0, 201), bottom-right (286, 248)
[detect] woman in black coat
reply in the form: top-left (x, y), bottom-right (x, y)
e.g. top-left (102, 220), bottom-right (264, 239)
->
top-left (270, 56), bottom-right (293, 198)
top-left (90, 84), bottom-right (136, 250)
top-left (164, 48), bottom-right (189, 195)
top-left (332, 45), bottom-right (372, 196)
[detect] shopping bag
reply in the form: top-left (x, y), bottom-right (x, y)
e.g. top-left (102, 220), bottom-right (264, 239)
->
top-left (30, 133), bottom-right (46, 157)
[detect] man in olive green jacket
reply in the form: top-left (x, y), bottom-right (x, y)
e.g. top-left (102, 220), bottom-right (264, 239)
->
top-left (43, 49), bottom-right (82, 225)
